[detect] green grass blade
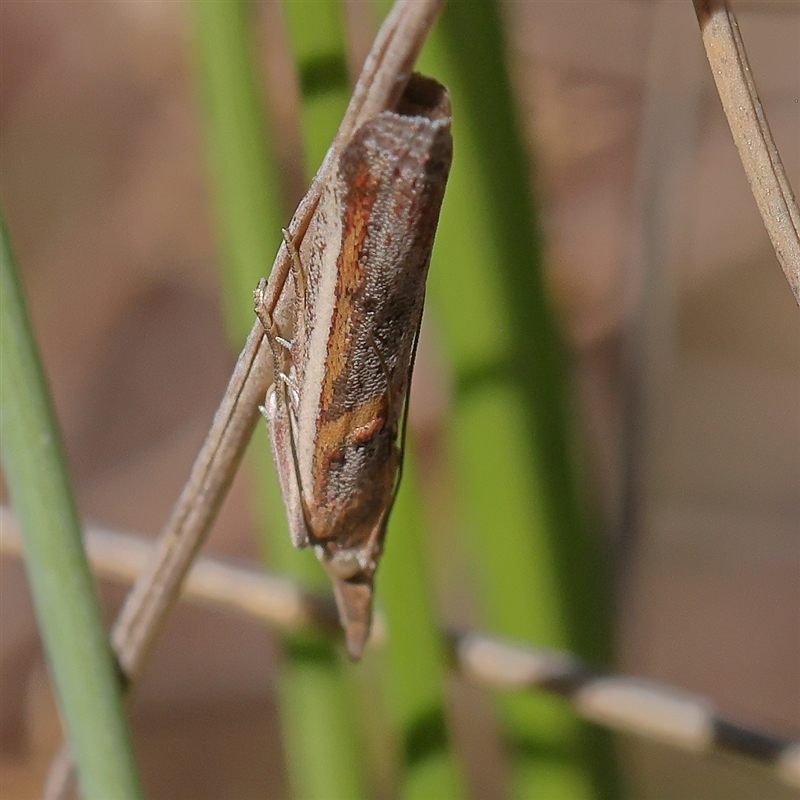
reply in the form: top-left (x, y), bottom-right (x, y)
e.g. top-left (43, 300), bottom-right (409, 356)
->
top-left (282, 0), bottom-right (350, 179)
top-left (252, 439), bottom-right (368, 800)
top-left (190, 2), bottom-right (368, 797)
top-left (191, 0), bottom-right (285, 343)
top-left (380, 454), bottom-right (466, 800)
top-left (0, 217), bottom-right (142, 800)
top-left (409, 2), bottom-right (621, 798)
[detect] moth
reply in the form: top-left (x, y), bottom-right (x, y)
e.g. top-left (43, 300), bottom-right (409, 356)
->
top-left (255, 74), bottom-right (452, 659)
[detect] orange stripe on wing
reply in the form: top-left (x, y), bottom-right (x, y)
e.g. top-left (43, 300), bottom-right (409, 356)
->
top-left (317, 161), bottom-right (378, 420)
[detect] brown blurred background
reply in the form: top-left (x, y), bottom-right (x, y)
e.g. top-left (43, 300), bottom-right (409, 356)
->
top-left (1, 2), bottom-right (797, 798)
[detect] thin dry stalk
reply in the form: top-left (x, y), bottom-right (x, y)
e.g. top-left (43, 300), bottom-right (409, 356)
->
top-left (109, 0), bottom-right (442, 690)
top-left (693, 0), bottom-right (800, 303)
top-left (3, 512), bottom-right (796, 790)
top-left (38, 2), bottom-right (445, 797)
top-left (0, 506), bottom-right (346, 640)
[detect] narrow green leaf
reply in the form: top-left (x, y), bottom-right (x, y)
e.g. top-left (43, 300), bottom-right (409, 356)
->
top-left (282, 2), bottom-right (468, 796)
top-left (0, 217), bottom-right (142, 800)
top-left (408, 2), bottom-right (621, 798)
top-left (380, 454), bottom-right (466, 800)
top-left (191, 0), bottom-right (285, 343)
top-left (282, 0), bottom-right (350, 179)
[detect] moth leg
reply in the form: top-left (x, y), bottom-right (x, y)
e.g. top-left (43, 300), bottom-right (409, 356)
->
top-left (281, 228), bottom-right (308, 322)
top-left (254, 223), bottom-right (307, 326)
top-left (276, 370), bottom-right (301, 410)
top-left (253, 277), bottom-right (291, 379)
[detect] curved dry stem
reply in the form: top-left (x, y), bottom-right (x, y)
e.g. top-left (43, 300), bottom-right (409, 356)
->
top-left (693, 0), bottom-right (800, 304)
top-left (3, 511), bottom-right (796, 790)
top-left (36, 2), bottom-right (445, 797)
top-left (81, 0), bottom-right (439, 694)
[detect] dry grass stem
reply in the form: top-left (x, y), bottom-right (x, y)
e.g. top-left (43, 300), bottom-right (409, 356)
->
top-left (3, 510), bottom-right (796, 789)
top-left (36, 1), bottom-right (444, 796)
top-left (693, 0), bottom-right (800, 303)
top-left (0, 506), bottom-right (346, 641)
top-left (94, 0), bottom-right (439, 694)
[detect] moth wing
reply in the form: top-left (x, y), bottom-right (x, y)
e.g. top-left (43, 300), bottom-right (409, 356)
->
top-left (330, 575), bottom-right (374, 660)
top-left (320, 512), bottom-right (390, 660)
top-left (266, 386), bottom-right (311, 549)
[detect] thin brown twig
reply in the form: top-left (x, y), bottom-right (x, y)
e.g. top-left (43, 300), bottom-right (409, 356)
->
top-left (2, 512), bottom-right (796, 790)
top-left (693, 0), bottom-right (800, 304)
top-left (108, 0), bottom-right (443, 690)
top-left (36, 2), bottom-right (445, 798)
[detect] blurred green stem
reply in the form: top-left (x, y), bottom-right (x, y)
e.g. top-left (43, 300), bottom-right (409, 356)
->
top-left (282, 2), bottom-right (466, 797)
top-left (192, 0), bottom-right (284, 343)
top-left (0, 216), bottom-right (142, 800)
top-left (379, 454), bottom-right (466, 800)
top-left (411, 2), bottom-right (620, 797)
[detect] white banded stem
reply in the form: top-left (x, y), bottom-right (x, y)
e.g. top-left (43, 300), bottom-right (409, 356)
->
top-left (1, 508), bottom-right (796, 790)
